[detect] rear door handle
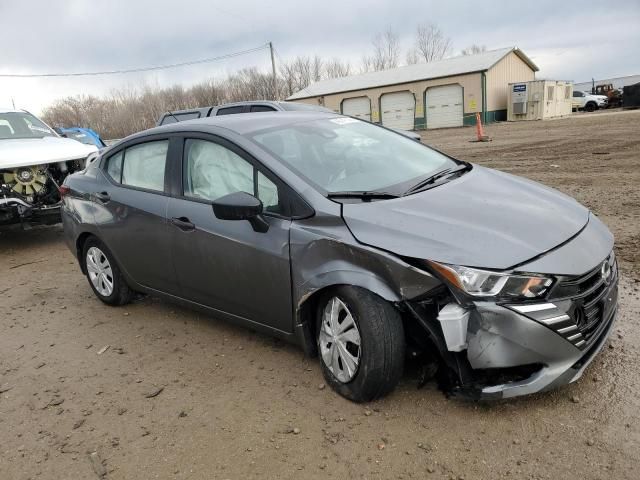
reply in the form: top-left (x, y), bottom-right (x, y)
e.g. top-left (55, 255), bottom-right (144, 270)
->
top-left (94, 191), bottom-right (110, 203)
top-left (171, 216), bottom-right (195, 232)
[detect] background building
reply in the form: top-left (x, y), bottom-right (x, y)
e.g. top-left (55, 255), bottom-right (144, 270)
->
top-left (287, 47), bottom-right (538, 129)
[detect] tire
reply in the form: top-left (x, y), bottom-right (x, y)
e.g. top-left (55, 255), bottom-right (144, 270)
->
top-left (316, 286), bottom-right (405, 402)
top-left (82, 237), bottom-right (134, 306)
top-left (585, 102), bottom-right (596, 112)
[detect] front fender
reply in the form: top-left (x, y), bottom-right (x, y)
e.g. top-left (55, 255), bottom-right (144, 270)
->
top-left (290, 215), bottom-right (441, 353)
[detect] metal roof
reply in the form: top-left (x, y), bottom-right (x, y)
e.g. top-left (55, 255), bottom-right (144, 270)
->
top-left (573, 74), bottom-right (640, 92)
top-left (287, 47), bottom-right (538, 100)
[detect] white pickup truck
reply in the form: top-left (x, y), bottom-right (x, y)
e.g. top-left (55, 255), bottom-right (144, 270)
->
top-left (572, 91), bottom-right (608, 112)
top-left (1, 108), bottom-right (97, 229)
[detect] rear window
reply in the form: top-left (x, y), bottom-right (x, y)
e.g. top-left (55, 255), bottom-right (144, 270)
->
top-left (159, 111), bottom-right (201, 125)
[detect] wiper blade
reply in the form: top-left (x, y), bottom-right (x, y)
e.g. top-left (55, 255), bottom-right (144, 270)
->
top-left (403, 163), bottom-right (471, 196)
top-left (327, 190), bottom-right (400, 201)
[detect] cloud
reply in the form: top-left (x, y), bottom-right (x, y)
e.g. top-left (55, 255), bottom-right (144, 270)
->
top-left (1, 0), bottom-right (639, 113)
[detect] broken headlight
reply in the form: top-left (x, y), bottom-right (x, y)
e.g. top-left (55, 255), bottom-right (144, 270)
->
top-left (427, 261), bottom-right (554, 300)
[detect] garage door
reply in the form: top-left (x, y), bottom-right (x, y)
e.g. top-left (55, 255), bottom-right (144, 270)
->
top-left (380, 91), bottom-right (415, 130)
top-left (341, 97), bottom-right (371, 121)
top-left (425, 84), bottom-right (463, 129)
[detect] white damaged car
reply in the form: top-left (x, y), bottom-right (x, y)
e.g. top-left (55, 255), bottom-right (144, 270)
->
top-left (1, 108), bottom-right (97, 229)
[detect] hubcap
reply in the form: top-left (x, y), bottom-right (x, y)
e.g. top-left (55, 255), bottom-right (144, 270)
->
top-left (86, 247), bottom-right (114, 297)
top-left (319, 297), bottom-right (361, 383)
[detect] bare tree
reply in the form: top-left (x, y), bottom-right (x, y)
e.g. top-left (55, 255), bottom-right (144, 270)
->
top-left (362, 28), bottom-right (400, 72)
top-left (325, 58), bottom-right (351, 79)
top-left (461, 44), bottom-right (487, 56)
top-left (414, 23), bottom-right (452, 62)
top-left (405, 48), bottom-right (420, 65)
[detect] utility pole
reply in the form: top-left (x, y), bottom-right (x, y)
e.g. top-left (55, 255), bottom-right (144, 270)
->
top-left (269, 42), bottom-right (277, 100)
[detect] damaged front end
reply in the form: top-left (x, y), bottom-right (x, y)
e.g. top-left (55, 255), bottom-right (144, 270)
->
top-left (403, 250), bottom-right (618, 400)
top-left (291, 208), bottom-right (618, 401)
top-left (0, 160), bottom-right (85, 228)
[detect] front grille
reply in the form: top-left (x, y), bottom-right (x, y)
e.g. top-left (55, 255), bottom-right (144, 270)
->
top-left (551, 251), bottom-right (618, 348)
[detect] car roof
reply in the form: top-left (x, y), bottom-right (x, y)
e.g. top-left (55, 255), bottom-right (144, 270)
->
top-left (0, 107), bottom-right (27, 114)
top-left (147, 111), bottom-right (340, 137)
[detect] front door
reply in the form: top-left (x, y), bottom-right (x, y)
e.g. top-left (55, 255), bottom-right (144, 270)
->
top-left (167, 136), bottom-right (293, 333)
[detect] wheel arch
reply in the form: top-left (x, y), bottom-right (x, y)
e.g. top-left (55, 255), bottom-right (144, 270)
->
top-left (294, 273), bottom-right (401, 357)
top-left (76, 231), bottom-right (97, 274)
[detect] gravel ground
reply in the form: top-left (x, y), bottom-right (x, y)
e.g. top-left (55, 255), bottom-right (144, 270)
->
top-left (1, 110), bottom-right (639, 480)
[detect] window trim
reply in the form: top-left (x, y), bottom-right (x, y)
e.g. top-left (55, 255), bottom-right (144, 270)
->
top-left (174, 132), bottom-right (313, 220)
top-left (100, 135), bottom-right (174, 197)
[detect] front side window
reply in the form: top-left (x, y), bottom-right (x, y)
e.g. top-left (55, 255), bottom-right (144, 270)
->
top-left (250, 118), bottom-right (454, 194)
top-left (183, 139), bottom-right (281, 213)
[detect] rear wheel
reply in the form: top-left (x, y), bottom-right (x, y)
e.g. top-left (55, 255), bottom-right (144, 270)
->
top-left (316, 286), bottom-right (405, 402)
top-left (82, 237), bottom-right (133, 306)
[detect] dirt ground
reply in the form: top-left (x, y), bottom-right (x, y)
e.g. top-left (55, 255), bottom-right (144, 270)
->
top-left (1, 110), bottom-right (639, 480)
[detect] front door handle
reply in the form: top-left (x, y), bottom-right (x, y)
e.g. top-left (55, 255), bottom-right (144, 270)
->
top-left (171, 216), bottom-right (195, 232)
top-left (94, 191), bottom-right (110, 203)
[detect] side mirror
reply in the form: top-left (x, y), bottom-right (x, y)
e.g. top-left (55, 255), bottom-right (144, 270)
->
top-left (212, 191), bottom-right (269, 233)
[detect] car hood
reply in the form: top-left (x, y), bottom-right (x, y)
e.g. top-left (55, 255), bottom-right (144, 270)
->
top-left (0, 136), bottom-right (97, 169)
top-left (341, 165), bottom-right (590, 270)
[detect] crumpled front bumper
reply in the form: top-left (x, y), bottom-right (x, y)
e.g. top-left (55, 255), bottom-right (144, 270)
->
top-left (466, 287), bottom-right (617, 399)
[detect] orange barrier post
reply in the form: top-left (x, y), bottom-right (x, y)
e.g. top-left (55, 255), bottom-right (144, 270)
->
top-left (475, 112), bottom-right (484, 139)
top-left (474, 112), bottom-right (491, 142)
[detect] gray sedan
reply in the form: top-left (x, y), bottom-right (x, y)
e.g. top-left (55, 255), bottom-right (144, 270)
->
top-left (61, 112), bottom-right (617, 402)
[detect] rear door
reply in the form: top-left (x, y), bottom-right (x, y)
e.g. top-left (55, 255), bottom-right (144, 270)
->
top-left (94, 136), bottom-right (180, 294)
top-left (166, 134), bottom-right (294, 332)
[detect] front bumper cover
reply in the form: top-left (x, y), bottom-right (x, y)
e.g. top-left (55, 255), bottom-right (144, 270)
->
top-left (409, 251), bottom-right (619, 400)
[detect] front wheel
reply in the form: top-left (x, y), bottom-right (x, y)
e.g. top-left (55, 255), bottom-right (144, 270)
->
top-left (585, 102), bottom-right (597, 112)
top-left (316, 286), bottom-right (405, 402)
top-left (82, 237), bottom-right (134, 306)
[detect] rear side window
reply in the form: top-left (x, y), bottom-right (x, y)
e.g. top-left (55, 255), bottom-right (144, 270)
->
top-left (250, 105), bottom-right (277, 113)
top-left (216, 106), bottom-right (245, 115)
top-left (105, 140), bottom-right (168, 192)
top-left (106, 151), bottom-right (123, 181)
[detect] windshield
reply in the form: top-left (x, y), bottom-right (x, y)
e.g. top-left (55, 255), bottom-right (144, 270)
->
top-left (0, 112), bottom-right (57, 140)
top-left (250, 117), bottom-right (455, 193)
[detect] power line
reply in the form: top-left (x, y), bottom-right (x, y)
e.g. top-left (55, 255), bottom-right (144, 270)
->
top-left (0, 44), bottom-right (270, 78)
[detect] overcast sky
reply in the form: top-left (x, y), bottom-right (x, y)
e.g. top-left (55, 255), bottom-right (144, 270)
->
top-left (1, 0), bottom-right (639, 114)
